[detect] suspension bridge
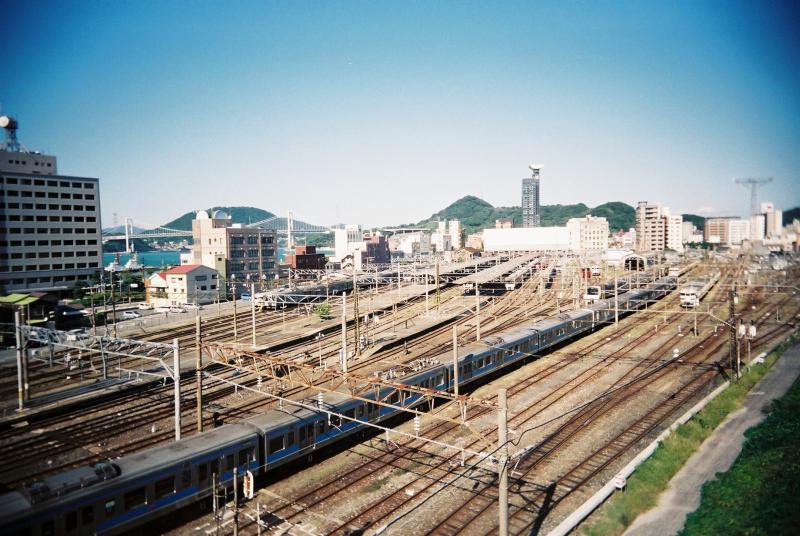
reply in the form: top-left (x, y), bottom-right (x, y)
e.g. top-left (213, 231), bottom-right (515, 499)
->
top-left (102, 214), bottom-right (331, 243)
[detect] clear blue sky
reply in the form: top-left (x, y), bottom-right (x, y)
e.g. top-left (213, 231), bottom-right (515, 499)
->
top-left (3, 0), bottom-right (799, 228)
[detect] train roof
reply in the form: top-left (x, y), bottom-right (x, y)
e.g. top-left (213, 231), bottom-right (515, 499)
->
top-left (9, 423), bottom-right (258, 510)
top-left (244, 392), bottom-right (356, 432)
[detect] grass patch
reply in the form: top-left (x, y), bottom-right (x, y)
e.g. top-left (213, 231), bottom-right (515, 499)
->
top-left (580, 333), bottom-right (798, 536)
top-left (679, 370), bottom-right (800, 535)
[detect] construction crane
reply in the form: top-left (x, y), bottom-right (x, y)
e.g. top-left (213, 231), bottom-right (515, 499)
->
top-left (734, 177), bottom-right (772, 216)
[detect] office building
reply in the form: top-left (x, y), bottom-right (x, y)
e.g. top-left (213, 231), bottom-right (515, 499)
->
top-left (285, 245), bottom-right (327, 270)
top-left (190, 210), bottom-right (276, 290)
top-left (0, 116), bottom-right (102, 293)
top-left (522, 165), bottom-right (541, 227)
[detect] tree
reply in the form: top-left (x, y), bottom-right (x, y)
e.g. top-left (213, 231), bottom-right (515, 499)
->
top-left (314, 303), bottom-right (332, 320)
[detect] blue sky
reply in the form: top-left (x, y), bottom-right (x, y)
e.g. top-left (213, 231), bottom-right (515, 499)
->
top-left (3, 1), bottom-right (799, 228)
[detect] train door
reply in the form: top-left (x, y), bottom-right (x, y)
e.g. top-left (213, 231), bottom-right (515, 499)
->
top-left (298, 422), bottom-right (314, 449)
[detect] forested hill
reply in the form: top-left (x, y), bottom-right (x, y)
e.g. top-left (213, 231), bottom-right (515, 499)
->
top-left (162, 206), bottom-right (275, 230)
top-left (412, 196), bottom-right (636, 234)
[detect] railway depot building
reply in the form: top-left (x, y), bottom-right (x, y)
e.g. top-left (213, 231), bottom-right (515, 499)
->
top-left (0, 118), bottom-right (102, 294)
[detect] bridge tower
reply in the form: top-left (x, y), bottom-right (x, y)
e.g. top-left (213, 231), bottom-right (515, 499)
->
top-left (287, 211), bottom-right (294, 249)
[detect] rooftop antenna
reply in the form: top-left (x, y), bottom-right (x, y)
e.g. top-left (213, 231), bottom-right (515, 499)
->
top-left (0, 115), bottom-right (21, 152)
top-left (734, 177), bottom-right (773, 216)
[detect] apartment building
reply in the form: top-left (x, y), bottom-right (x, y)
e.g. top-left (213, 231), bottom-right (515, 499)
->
top-left (190, 210), bottom-right (276, 291)
top-left (566, 215), bottom-right (609, 251)
top-left (635, 202), bottom-right (666, 251)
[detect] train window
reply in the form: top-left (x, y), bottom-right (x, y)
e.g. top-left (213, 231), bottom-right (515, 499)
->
top-left (66, 510), bottom-right (78, 532)
top-left (368, 402), bottom-right (376, 413)
top-left (199, 463), bottom-right (209, 482)
top-left (299, 426), bottom-right (306, 442)
top-left (435, 374), bottom-right (444, 385)
top-left (269, 436), bottom-right (284, 454)
top-left (240, 447), bottom-right (253, 464)
top-left (388, 391), bottom-right (399, 404)
top-left (42, 520), bottom-right (55, 536)
top-left (357, 405), bottom-right (365, 418)
top-left (345, 408), bottom-right (355, 420)
top-left (104, 500), bottom-right (116, 517)
top-left (287, 431), bottom-right (294, 446)
top-left (155, 476), bottom-right (175, 499)
top-left (181, 466), bottom-right (191, 488)
top-left (330, 414), bottom-right (341, 427)
top-left (82, 505), bottom-right (94, 524)
top-left (225, 454), bottom-right (234, 470)
top-left (317, 420), bottom-right (326, 435)
top-left (124, 487), bottom-right (147, 510)
top-left (210, 459), bottom-right (219, 478)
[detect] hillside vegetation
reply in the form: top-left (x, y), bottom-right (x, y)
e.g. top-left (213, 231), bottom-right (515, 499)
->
top-left (413, 196), bottom-right (636, 234)
top-left (162, 206), bottom-right (275, 230)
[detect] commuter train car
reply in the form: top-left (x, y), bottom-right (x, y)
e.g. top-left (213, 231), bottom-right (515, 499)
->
top-left (679, 273), bottom-right (719, 308)
top-left (1, 424), bottom-right (259, 536)
top-left (0, 276), bottom-right (677, 535)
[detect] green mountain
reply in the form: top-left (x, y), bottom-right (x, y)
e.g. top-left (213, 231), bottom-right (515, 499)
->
top-left (682, 214), bottom-right (705, 231)
top-left (784, 206), bottom-right (800, 223)
top-left (414, 196), bottom-right (636, 234)
top-left (589, 202), bottom-right (635, 232)
top-left (162, 206), bottom-right (275, 230)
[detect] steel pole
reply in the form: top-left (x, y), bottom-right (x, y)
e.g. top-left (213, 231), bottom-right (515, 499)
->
top-left (251, 283), bottom-right (256, 346)
top-left (475, 283), bottom-right (481, 341)
top-left (498, 388), bottom-right (509, 536)
top-left (341, 294), bottom-right (348, 374)
top-left (195, 316), bottom-right (203, 433)
top-left (173, 337), bottom-right (181, 441)
top-left (14, 311), bottom-right (24, 411)
top-left (452, 325), bottom-right (459, 397)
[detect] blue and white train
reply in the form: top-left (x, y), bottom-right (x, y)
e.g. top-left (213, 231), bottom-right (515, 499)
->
top-left (0, 276), bottom-right (676, 535)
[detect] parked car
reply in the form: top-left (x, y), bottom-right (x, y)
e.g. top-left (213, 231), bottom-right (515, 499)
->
top-left (137, 303), bottom-right (153, 310)
top-left (184, 303), bottom-right (204, 310)
top-left (155, 306), bottom-right (171, 313)
top-left (240, 293), bottom-right (252, 301)
top-left (122, 311), bottom-right (141, 319)
top-left (169, 306), bottom-right (186, 313)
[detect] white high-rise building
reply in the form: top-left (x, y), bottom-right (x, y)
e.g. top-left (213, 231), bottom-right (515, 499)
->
top-left (449, 219), bottom-right (462, 249)
top-left (522, 165), bottom-right (541, 227)
top-left (566, 215), bottom-right (609, 251)
top-left (334, 224), bottom-right (364, 262)
top-left (666, 214), bottom-right (684, 252)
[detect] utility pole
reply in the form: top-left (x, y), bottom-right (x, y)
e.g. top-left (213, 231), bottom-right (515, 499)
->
top-left (15, 310), bottom-right (24, 411)
top-left (475, 283), bottom-right (481, 341)
top-left (251, 282), bottom-right (256, 346)
top-left (498, 388), bottom-right (509, 536)
top-left (614, 273), bottom-right (619, 328)
top-left (341, 293), bottom-right (348, 373)
top-left (729, 284), bottom-right (738, 379)
top-left (353, 270), bottom-right (361, 356)
top-left (232, 282), bottom-right (238, 342)
top-left (233, 466), bottom-right (239, 536)
top-left (195, 316), bottom-right (203, 433)
top-left (173, 337), bottom-right (181, 441)
top-left (435, 259), bottom-right (441, 313)
top-left (110, 270), bottom-right (118, 338)
top-left (452, 325), bottom-right (459, 397)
